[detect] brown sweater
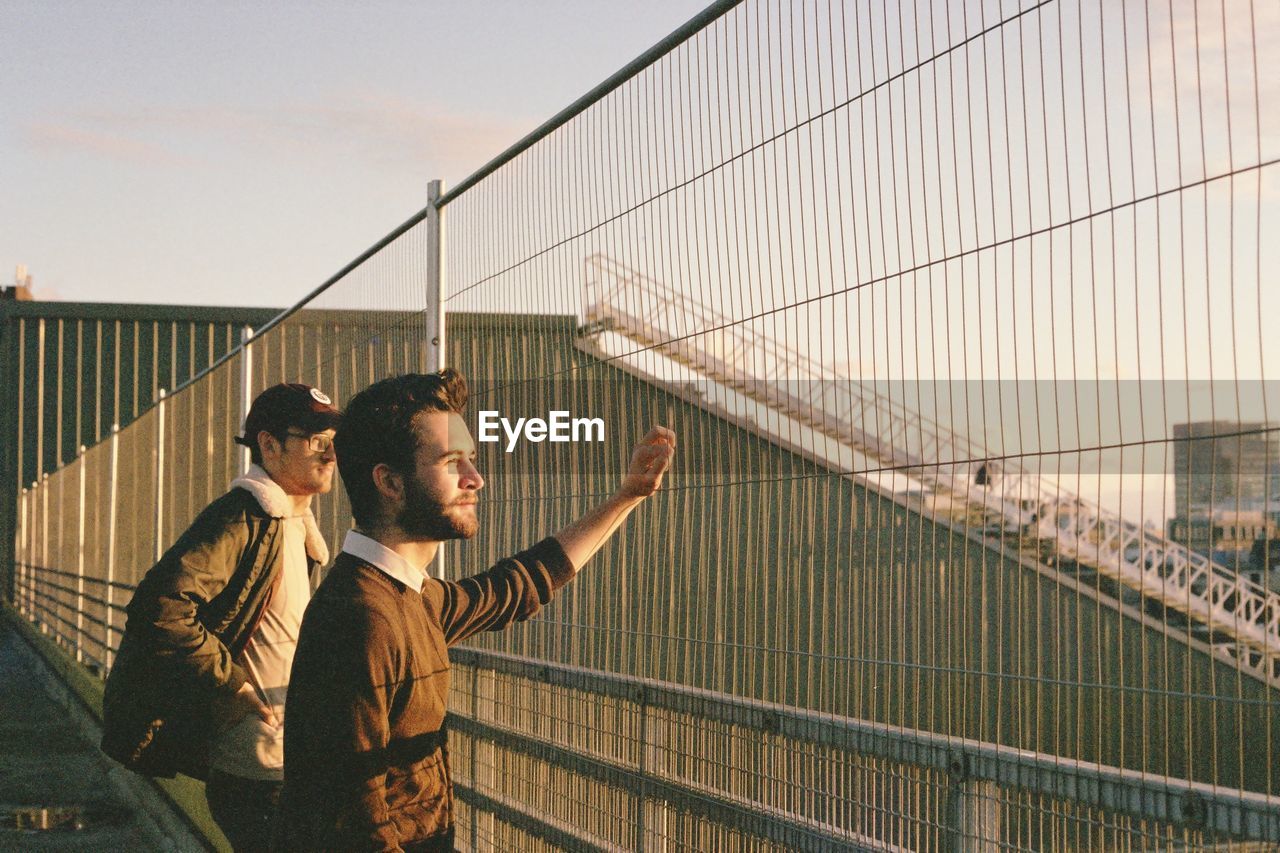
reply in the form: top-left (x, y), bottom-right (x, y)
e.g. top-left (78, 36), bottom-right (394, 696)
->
top-left (277, 537), bottom-right (574, 852)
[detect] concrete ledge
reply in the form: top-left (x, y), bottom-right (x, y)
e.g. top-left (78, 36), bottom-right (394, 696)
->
top-left (1, 602), bottom-right (229, 852)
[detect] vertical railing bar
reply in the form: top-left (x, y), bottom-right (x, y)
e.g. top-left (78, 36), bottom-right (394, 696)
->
top-left (131, 320), bottom-right (139, 421)
top-left (154, 388), bottom-right (166, 563)
top-left (36, 318), bottom-right (45, 486)
top-left (94, 321), bottom-right (103, 444)
top-left (112, 320), bottom-right (121, 437)
top-left (55, 319), bottom-right (63, 468)
top-left (239, 326), bottom-right (255, 477)
top-left (24, 482), bottom-right (30, 620)
top-left (105, 425), bottom-right (119, 671)
top-left (75, 446), bottom-right (86, 663)
top-left (40, 472), bottom-right (49, 634)
top-left (75, 320), bottom-right (83, 461)
top-left (637, 685), bottom-right (648, 849)
top-left (470, 664), bottom-right (479, 848)
top-left (29, 481), bottom-right (37, 620)
top-left (16, 317), bottom-right (26, 512)
top-left (16, 488), bottom-right (26, 618)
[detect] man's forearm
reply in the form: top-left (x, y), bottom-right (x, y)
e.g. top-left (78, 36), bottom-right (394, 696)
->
top-left (134, 584), bottom-right (247, 695)
top-left (552, 493), bottom-right (646, 573)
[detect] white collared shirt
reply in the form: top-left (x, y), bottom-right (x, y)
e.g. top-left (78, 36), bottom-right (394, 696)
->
top-left (341, 529), bottom-right (430, 593)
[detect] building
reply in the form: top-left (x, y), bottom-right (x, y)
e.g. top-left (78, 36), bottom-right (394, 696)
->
top-left (1172, 420), bottom-right (1280, 517)
top-left (2, 264), bottom-right (35, 301)
top-left (1169, 420), bottom-right (1280, 583)
top-left (0, 299), bottom-right (282, 600)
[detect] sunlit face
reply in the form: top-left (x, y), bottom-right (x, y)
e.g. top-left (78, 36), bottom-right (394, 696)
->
top-left (396, 411), bottom-right (484, 541)
top-left (262, 428), bottom-right (337, 497)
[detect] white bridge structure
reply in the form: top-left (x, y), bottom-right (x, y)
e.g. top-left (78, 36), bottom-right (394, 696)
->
top-left (576, 254), bottom-right (1280, 688)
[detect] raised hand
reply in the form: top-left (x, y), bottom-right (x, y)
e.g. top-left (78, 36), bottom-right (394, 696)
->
top-left (619, 426), bottom-right (676, 500)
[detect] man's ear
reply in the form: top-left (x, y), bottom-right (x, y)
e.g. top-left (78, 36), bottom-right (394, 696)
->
top-left (258, 430), bottom-right (282, 462)
top-left (371, 463), bottom-right (404, 502)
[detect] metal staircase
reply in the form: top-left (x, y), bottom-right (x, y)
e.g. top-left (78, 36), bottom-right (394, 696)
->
top-left (575, 254), bottom-right (1280, 687)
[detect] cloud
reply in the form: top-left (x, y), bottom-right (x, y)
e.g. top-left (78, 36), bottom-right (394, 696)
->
top-left (28, 93), bottom-right (538, 182)
top-left (295, 91), bottom-right (536, 179)
top-left (216, 90), bottom-right (540, 184)
top-left (25, 121), bottom-right (183, 165)
top-left (1128, 0), bottom-right (1280, 175)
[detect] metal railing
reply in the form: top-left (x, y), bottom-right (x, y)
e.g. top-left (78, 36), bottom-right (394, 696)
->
top-left (580, 254), bottom-right (1280, 686)
top-left (10, 0), bottom-right (1280, 850)
top-left (448, 647), bottom-right (1280, 851)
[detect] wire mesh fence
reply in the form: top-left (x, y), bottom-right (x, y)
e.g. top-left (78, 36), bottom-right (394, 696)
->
top-left (10, 0), bottom-right (1280, 849)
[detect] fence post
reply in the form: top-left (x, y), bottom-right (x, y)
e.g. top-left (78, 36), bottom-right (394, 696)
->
top-left (76, 446), bottom-right (87, 663)
top-left (25, 481), bottom-right (33, 622)
top-left (55, 462), bottom-right (65, 644)
top-left (16, 488), bottom-right (27, 618)
top-left (25, 482), bottom-right (33, 619)
top-left (635, 684), bottom-right (649, 850)
top-left (155, 389), bottom-right (166, 563)
top-left (105, 425), bottom-right (119, 671)
top-left (946, 754), bottom-right (1000, 853)
top-left (239, 327), bottom-right (255, 476)
top-left (427, 179), bottom-right (445, 370)
top-left (27, 481), bottom-right (38, 620)
top-left (426, 179), bottom-right (446, 580)
top-left (40, 472), bottom-right (49, 634)
top-left (35, 319), bottom-right (44, 495)
top-left (469, 664), bottom-right (479, 848)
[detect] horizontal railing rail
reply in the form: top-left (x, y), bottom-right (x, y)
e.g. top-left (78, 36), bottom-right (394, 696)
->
top-left (451, 647), bottom-right (1280, 847)
top-left (15, 563), bottom-right (126, 671)
top-left (16, 564), bottom-right (136, 594)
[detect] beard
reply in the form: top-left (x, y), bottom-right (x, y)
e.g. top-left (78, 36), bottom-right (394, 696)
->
top-left (398, 473), bottom-right (479, 541)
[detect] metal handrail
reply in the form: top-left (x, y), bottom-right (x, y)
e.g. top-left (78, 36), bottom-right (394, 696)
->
top-left (15, 579), bottom-right (125, 619)
top-left (452, 647), bottom-right (1280, 845)
top-left (13, 583), bottom-right (106, 651)
top-left (435, 1), bottom-right (744, 207)
top-left (16, 562), bottom-right (137, 595)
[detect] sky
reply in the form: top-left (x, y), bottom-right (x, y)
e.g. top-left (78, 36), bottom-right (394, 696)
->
top-left (5, 0), bottom-right (1276, 525)
top-left (1, 0), bottom-right (710, 307)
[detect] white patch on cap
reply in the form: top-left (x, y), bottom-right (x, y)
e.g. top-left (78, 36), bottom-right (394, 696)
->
top-left (309, 388), bottom-right (332, 406)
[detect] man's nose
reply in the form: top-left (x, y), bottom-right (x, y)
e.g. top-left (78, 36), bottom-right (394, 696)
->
top-left (460, 460), bottom-right (484, 491)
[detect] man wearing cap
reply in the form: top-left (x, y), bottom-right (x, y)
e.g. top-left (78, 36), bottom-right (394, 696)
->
top-left (102, 382), bottom-right (341, 851)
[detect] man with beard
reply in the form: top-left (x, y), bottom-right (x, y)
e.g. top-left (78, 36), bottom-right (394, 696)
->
top-left (277, 370), bottom-right (674, 851)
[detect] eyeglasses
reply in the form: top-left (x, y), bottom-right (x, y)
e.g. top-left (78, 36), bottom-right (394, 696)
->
top-left (285, 431), bottom-right (334, 453)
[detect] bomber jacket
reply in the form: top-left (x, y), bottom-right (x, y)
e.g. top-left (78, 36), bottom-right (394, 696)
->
top-left (101, 485), bottom-right (321, 780)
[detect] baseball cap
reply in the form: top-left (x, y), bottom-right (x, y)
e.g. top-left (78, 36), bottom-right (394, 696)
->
top-left (235, 383), bottom-right (341, 448)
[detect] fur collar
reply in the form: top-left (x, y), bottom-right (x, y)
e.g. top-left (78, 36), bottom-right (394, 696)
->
top-left (230, 464), bottom-right (330, 565)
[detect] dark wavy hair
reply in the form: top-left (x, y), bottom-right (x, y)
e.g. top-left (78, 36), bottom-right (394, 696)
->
top-left (335, 369), bottom-right (469, 528)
